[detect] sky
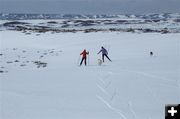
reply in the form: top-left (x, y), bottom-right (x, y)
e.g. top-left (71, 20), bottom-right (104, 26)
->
top-left (0, 0), bottom-right (180, 14)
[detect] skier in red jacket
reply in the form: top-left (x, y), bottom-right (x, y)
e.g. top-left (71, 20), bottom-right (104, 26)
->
top-left (80, 49), bottom-right (89, 66)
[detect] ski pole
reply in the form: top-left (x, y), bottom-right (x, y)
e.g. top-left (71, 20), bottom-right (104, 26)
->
top-left (88, 52), bottom-right (90, 66)
top-left (77, 55), bottom-right (80, 66)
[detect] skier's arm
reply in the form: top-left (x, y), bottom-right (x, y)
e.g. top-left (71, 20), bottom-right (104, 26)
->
top-left (97, 50), bottom-right (102, 54)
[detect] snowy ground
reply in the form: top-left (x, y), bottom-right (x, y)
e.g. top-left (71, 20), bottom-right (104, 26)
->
top-left (0, 30), bottom-right (180, 119)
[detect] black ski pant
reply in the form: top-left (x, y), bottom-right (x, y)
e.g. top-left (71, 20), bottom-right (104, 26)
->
top-left (102, 54), bottom-right (111, 62)
top-left (80, 57), bottom-right (87, 66)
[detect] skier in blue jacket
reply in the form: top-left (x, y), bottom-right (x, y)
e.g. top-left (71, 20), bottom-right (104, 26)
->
top-left (97, 46), bottom-right (112, 62)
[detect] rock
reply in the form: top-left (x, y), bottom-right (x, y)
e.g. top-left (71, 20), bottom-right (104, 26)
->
top-left (40, 55), bottom-right (44, 58)
top-left (33, 61), bottom-right (47, 68)
top-left (20, 64), bottom-right (26, 67)
top-left (0, 66), bottom-right (5, 69)
top-left (7, 61), bottom-right (13, 64)
top-left (14, 60), bottom-right (19, 62)
top-left (49, 51), bottom-right (54, 53)
top-left (3, 21), bottom-right (29, 27)
top-left (0, 70), bottom-right (4, 73)
top-left (47, 21), bottom-right (58, 24)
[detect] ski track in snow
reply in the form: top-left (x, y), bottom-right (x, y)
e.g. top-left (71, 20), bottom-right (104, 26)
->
top-left (105, 80), bottom-right (112, 89)
top-left (96, 70), bottom-right (134, 119)
top-left (96, 66), bottom-right (178, 118)
top-left (96, 83), bottom-right (111, 97)
top-left (96, 71), bottom-right (126, 118)
top-left (125, 70), bottom-right (175, 83)
top-left (110, 89), bottom-right (117, 101)
top-left (97, 77), bottom-right (106, 85)
top-left (96, 95), bottom-right (127, 119)
top-left (108, 69), bottom-right (178, 87)
top-left (128, 101), bottom-right (137, 119)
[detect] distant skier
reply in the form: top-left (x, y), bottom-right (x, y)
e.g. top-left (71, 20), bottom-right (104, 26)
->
top-left (80, 49), bottom-right (89, 66)
top-left (97, 46), bottom-right (112, 62)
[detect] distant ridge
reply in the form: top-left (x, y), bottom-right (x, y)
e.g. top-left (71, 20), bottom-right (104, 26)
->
top-left (0, 13), bottom-right (180, 20)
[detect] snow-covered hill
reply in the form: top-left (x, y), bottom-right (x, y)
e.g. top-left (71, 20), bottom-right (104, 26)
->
top-left (1, 13), bottom-right (180, 33)
top-left (1, 13), bottom-right (180, 20)
top-left (0, 29), bottom-right (180, 118)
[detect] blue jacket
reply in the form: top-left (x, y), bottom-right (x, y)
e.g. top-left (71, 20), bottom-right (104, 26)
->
top-left (98, 47), bottom-right (108, 55)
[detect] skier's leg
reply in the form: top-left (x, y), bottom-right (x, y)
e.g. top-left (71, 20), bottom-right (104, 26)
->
top-left (102, 54), bottom-right (105, 62)
top-left (80, 58), bottom-right (84, 65)
top-left (105, 54), bottom-right (112, 61)
top-left (85, 57), bottom-right (87, 66)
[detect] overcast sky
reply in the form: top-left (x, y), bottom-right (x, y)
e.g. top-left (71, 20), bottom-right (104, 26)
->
top-left (0, 0), bottom-right (180, 14)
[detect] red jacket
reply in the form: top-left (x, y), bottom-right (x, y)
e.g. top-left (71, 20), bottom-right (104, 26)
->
top-left (80, 50), bottom-right (89, 58)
